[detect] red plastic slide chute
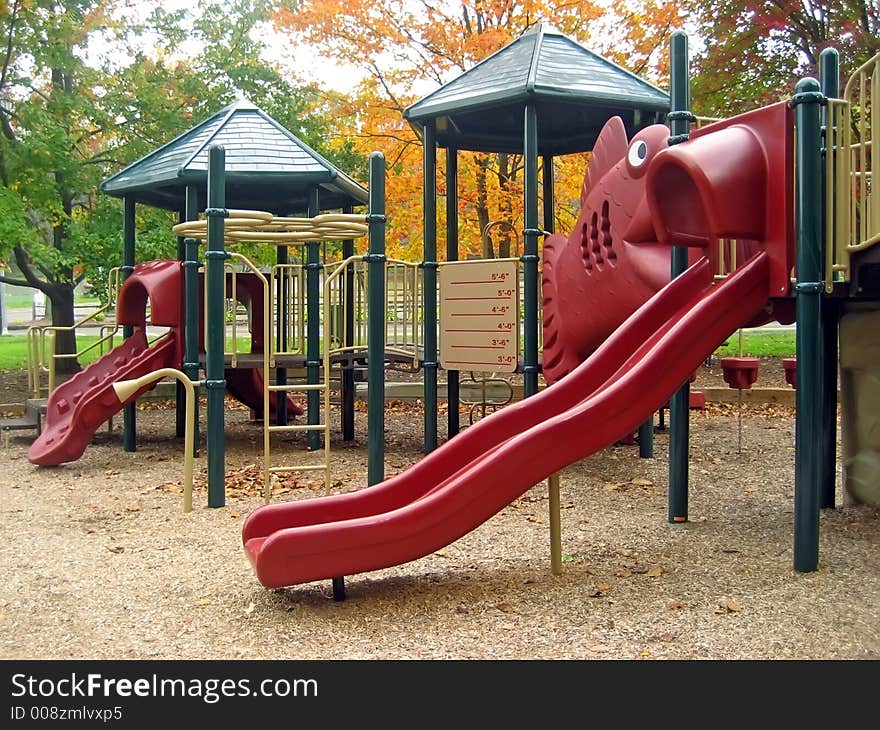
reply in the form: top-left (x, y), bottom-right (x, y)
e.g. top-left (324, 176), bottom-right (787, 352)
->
top-left (243, 253), bottom-right (770, 588)
top-left (28, 261), bottom-right (183, 466)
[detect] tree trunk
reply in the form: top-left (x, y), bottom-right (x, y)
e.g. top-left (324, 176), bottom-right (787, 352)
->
top-left (47, 282), bottom-right (80, 375)
top-left (475, 155), bottom-right (493, 258)
top-left (496, 153), bottom-right (516, 258)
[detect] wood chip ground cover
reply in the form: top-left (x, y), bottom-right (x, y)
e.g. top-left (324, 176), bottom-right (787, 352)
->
top-left (0, 364), bottom-right (878, 660)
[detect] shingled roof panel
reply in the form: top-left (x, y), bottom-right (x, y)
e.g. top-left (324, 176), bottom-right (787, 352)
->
top-left (101, 99), bottom-right (367, 211)
top-left (403, 23), bottom-right (670, 155)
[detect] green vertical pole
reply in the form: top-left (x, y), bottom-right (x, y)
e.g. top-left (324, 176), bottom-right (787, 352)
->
top-left (175, 208), bottom-right (187, 439)
top-left (183, 185), bottom-right (200, 457)
top-left (205, 145), bottom-right (227, 508)
top-left (446, 146), bottom-right (460, 439)
top-left (819, 48), bottom-right (840, 510)
top-left (341, 205), bottom-right (356, 442)
top-left (275, 245), bottom-right (288, 426)
top-left (667, 30), bottom-right (691, 523)
top-left (367, 152), bottom-right (386, 486)
top-left (122, 196), bottom-right (136, 453)
top-left (541, 154), bottom-right (555, 234)
top-left (522, 104), bottom-right (540, 399)
top-left (306, 188), bottom-right (321, 451)
top-left (793, 77), bottom-right (824, 572)
top-left (634, 105), bottom-right (654, 458)
top-left (422, 122), bottom-right (439, 452)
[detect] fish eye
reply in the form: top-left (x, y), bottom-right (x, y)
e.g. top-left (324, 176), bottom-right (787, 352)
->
top-left (627, 140), bottom-right (648, 168)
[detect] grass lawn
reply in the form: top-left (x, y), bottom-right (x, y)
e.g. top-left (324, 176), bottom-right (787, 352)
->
top-left (715, 329), bottom-right (796, 358)
top-left (0, 333), bottom-right (252, 371)
top-left (0, 334), bottom-right (108, 371)
top-left (0, 328), bottom-right (793, 373)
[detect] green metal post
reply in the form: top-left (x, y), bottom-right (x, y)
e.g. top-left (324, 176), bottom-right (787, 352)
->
top-left (634, 128), bottom-right (654, 459)
top-left (446, 146), bottom-right (460, 438)
top-left (275, 245), bottom-right (288, 426)
top-left (205, 145), bottom-right (227, 508)
top-left (183, 185), bottom-right (200, 457)
top-left (819, 48), bottom-right (840, 510)
top-left (522, 104), bottom-right (540, 399)
top-left (175, 209), bottom-right (187, 439)
top-left (793, 77), bottom-right (824, 572)
top-left (667, 30), bottom-right (691, 523)
top-left (422, 122), bottom-right (439, 452)
top-left (122, 196), bottom-right (136, 452)
top-left (334, 197), bottom-right (363, 603)
top-left (367, 151), bottom-right (386, 486)
top-left (541, 154), bottom-right (555, 235)
top-left (306, 188), bottom-right (321, 451)
top-left (341, 206), bottom-right (356, 442)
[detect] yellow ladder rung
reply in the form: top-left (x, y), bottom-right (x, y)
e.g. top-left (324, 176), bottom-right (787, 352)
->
top-left (269, 465), bottom-right (328, 473)
top-left (268, 424), bottom-right (327, 433)
top-left (268, 383), bottom-right (328, 392)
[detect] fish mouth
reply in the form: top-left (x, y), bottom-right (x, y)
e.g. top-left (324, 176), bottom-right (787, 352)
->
top-left (645, 124), bottom-right (767, 247)
top-left (622, 196), bottom-right (659, 244)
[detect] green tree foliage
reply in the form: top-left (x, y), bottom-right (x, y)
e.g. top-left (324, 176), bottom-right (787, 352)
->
top-left (0, 0), bottom-right (360, 369)
top-left (685, 0), bottom-right (880, 116)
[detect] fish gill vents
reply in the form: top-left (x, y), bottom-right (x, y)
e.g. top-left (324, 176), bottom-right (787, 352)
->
top-left (580, 199), bottom-right (617, 272)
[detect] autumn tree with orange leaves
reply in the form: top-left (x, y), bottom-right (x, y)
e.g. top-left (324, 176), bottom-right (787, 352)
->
top-left (273, 0), bottom-right (682, 260)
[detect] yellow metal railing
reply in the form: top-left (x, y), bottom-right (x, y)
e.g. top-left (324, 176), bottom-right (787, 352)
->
top-left (323, 256), bottom-right (421, 368)
top-left (826, 52), bottom-right (879, 291)
top-left (27, 267), bottom-right (122, 397)
top-left (270, 262), bottom-right (306, 360)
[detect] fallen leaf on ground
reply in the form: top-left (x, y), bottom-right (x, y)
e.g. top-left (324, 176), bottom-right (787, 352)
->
top-left (603, 482), bottom-right (628, 492)
top-left (715, 599), bottom-right (742, 614)
top-left (196, 598), bottom-right (212, 607)
top-left (495, 602), bottom-right (515, 613)
top-left (631, 478), bottom-right (653, 486)
top-left (589, 643), bottom-right (610, 653)
top-left (667, 600), bottom-right (686, 610)
top-left (244, 602), bottom-right (255, 615)
top-left (107, 546), bottom-right (124, 554)
top-left (125, 503), bottom-right (141, 512)
top-left (646, 565), bottom-right (664, 578)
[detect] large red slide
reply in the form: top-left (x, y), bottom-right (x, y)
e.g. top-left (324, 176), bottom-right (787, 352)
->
top-left (243, 251), bottom-right (770, 588)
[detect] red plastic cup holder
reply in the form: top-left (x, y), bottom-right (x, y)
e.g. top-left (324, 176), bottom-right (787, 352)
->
top-left (720, 356), bottom-right (760, 390)
top-left (782, 357), bottom-right (797, 389)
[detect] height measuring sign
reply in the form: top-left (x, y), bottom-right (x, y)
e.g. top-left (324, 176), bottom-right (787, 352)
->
top-left (438, 259), bottom-right (519, 373)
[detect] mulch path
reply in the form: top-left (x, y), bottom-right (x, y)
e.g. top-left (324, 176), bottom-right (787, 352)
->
top-left (1, 361), bottom-right (878, 660)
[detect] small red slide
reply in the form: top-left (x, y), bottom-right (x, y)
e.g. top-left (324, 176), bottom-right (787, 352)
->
top-left (27, 329), bottom-right (179, 466)
top-left (243, 252), bottom-right (771, 589)
top-left (224, 368), bottom-right (304, 419)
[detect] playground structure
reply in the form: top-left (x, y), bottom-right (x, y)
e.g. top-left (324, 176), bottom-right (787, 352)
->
top-left (17, 27), bottom-right (880, 596)
top-left (243, 30), bottom-right (880, 594)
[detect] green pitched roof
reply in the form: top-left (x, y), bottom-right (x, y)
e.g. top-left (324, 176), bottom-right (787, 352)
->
top-left (403, 23), bottom-right (670, 155)
top-left (101, 99), bottom-right (368, 212)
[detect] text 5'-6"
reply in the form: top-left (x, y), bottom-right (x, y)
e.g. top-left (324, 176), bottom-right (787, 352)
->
top-left (10, 705), bottom-right (122, 722)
